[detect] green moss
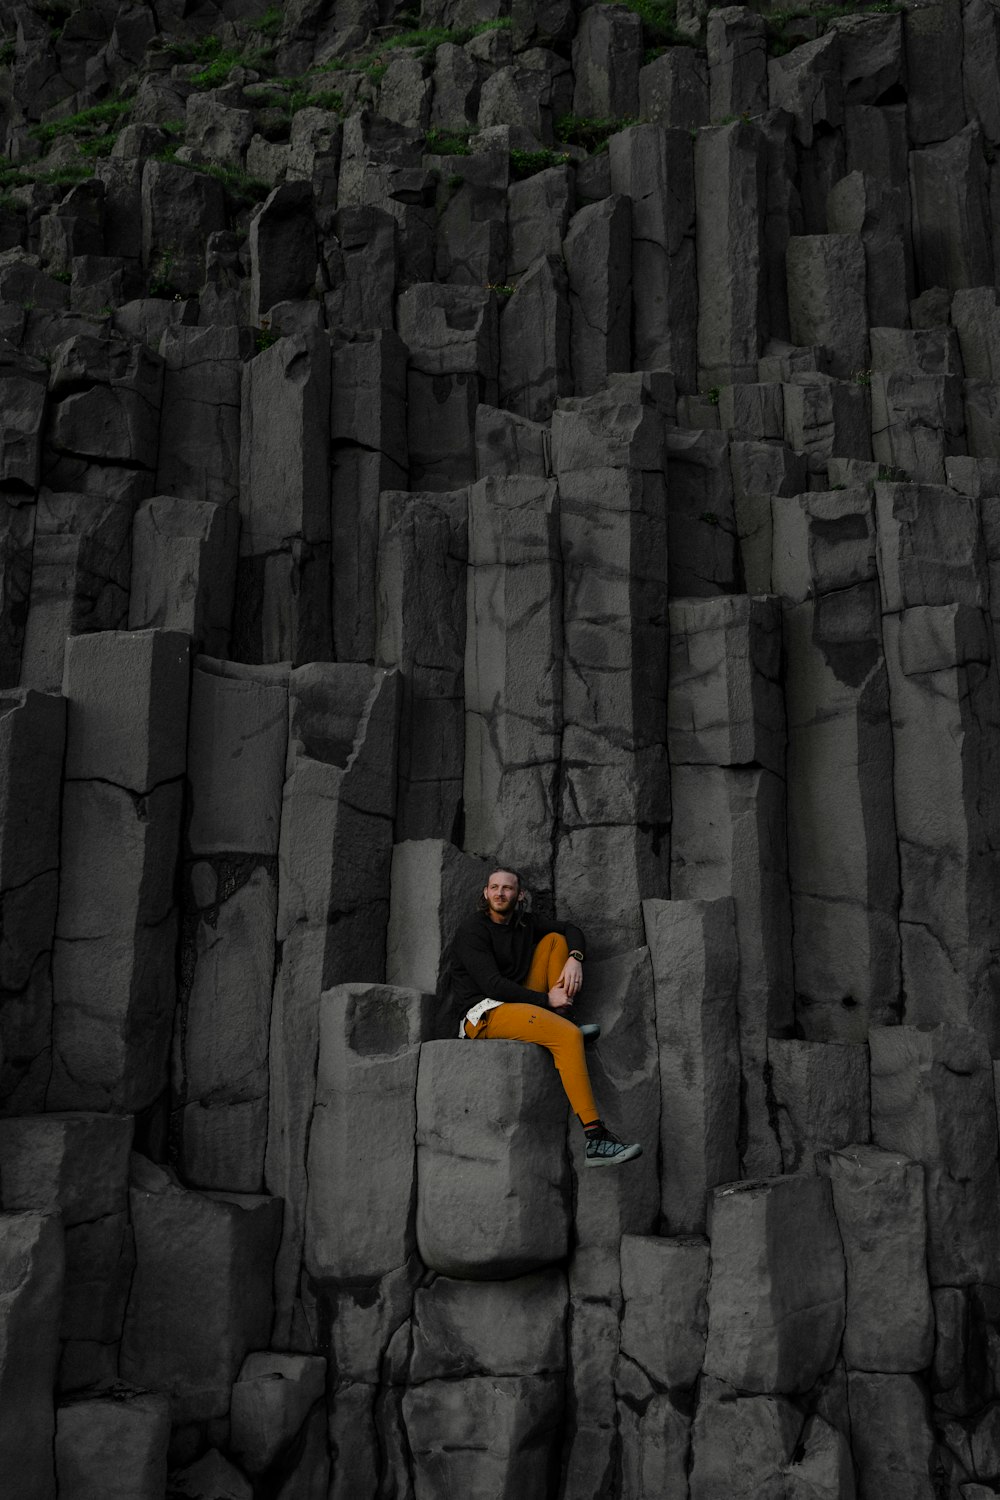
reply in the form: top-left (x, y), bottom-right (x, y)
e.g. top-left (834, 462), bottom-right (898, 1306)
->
top-left (612, 0), bottom-right (693, 46)
top-left (764, 0), bottom-right (904, 54)
top-left (510, 146), bottom-right (572, 179)
top-left (0, 39), bottom-right (15, 66)
top-left (254, 5), bottom-right (284, 37)
top-left (30, 98), bottom-right (130, 144)
top-left (425, 126), bottom-right (473, 156)
top-left (555, 114), bottom-right (639, 152)
top-left (78, 136), bottom-right (116, 158)
top-left (191, 47), bottom-right (246, 86)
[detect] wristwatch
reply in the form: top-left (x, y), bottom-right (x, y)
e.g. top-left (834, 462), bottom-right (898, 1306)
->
top-left (569, 950), bottom-right (584, 962)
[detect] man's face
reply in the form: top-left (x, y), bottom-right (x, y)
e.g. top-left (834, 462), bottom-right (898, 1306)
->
top-left (483, 870), bottom-right (520, 919)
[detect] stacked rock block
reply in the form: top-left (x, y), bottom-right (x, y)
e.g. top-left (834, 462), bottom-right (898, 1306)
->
top-left (6, 0), bottom-right (1000, 1495)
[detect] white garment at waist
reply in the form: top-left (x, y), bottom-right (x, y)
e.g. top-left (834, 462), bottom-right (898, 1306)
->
top-left (458, 997), bottom-right (504, 1038)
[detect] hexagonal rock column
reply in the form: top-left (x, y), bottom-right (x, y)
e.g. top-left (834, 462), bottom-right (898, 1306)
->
top-left (0, 1111), bottom-right (132, 1389)
top-left (54, 1391), bottom-right (170, 1500)
top-left (690, 1381), bottom-right (854, 1500)
top-left (174, 658), bottom-right (289, 1193)
top-left (50, 629), bottom-right (189, 1113)
top-left (234, 331), bottom-right (331, 665)
top-left (774, 486), bottom-right (900, 1040)
top-left (870, 1023), bottom-right (1000, 1286)
top-left (230, 1352), bottom-right (327, 1480)
top-left (397, 284), bottom-right (498, 491)
top-left (120, 1157), bottom-right (281, 1423)
top-left (609, 124), bottom-right (697, 393)
top-left (695, 120), bottom-right (767, 388)
top-left (643, 897), bottom-right (740, 1234)
top-left (376, 488), bottom-right (468, 842)
top-left (266, 664), bottom-right (400, 1344)
top-left (330, 329), bottom-right (408, 664)
top-left (0, 687), bottom-right (65, 1111)
top-left (703, 1174), bottom-right (846, 1394)
top-left (552, 396), bottom-right (670, 952)
top-left (463, 475), bottom-right (562, 896)
top-left (128, 495), bottom-right (237, 657)
top-left (881, 604), bottom-right (1000, 1046)
top-left (415, 1040), bottom-right (570, 1279)
top-left (847, 1371), bottom-right (936, 1500)
top-left (305, 983), bottom-right (435, 1282)
top-left (0, 1210), bottom-right (64, 1500)
top-left (155, 324), bottom-right (252, 509)
top-left (386, 840), bottom-right (487, 999)
top-left (820, 1145), bottom-right (934, 1372)
top-left (667, 593), bottom-right (790, 1175)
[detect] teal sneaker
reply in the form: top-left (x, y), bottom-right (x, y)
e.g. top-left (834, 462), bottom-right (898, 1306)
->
top-left (585, 1125), bottom-right (642, 1168)
top-left (578, 1022), bottom-right (601, 1042)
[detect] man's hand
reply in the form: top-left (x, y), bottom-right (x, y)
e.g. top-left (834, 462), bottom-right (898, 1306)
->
top-left (548, 982), bottom-right (573, 1011)
top-left (558, 956), bottom-right (583, 1000)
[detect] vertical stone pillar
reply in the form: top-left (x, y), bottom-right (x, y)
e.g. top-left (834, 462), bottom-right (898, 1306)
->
top-left (50, 630), bottom-right (189, 1112)
top-left (463, 476), bottom-right (562, 895)
top-left (552, 397), bottom-right (670, 951)
top-left (695, 121), bottom-right (767, 387)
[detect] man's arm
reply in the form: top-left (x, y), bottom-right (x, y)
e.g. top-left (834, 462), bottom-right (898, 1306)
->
top-left (452, 921), bottom-right (547, 1005)
top-left (533, 916), bottom-right (586, 1007)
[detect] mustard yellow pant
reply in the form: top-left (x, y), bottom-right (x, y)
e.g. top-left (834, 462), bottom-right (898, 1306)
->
top-left (464, 932), bottom-right (599, 1126)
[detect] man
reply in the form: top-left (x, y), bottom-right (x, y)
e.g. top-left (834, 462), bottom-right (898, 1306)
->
top-left (450, 867), bottom-right (642, 1168)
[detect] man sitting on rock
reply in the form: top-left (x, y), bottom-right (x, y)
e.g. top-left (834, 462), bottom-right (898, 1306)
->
top-left (450, 866), bottom-right (642, 1168)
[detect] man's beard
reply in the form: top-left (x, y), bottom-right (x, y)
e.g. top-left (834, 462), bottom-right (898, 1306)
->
top-left (488, 895), bottom-right (516, 917)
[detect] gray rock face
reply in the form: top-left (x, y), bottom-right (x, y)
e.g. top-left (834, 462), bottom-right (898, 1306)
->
top-left (564, 195), bottom-right (632, 398)
top-left (704, 1174), bottom-right (846, 1394)
top-left (644, 898), bottom-right (740, 1233)
top-left (305, 983), bottom-right (434, 1280)
top-left (696, 121), bottom-right (767, 386)
top-left (376, 488), bottom-right (467, 841)
top-left (415, 1041), bottom-right (570, 1278)
top-left (121, 1156), bottom-right (281, 1423)
top-left (50, 631), bottom-right (188, 1113)
top-left (55, 1393), bottom-right (170, 1500)
top-left (236, 333), bottom-right (331, 665)
top-left (463, 475), bottom-right (561, 892)
top-left (870, 1024), bottom-right (1000, 1286)
top-left (0, 1211), bottom-right (64, 1500)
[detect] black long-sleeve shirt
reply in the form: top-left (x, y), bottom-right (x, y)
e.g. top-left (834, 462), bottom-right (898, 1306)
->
top-left (449, 909), bottom-right (586, 1024)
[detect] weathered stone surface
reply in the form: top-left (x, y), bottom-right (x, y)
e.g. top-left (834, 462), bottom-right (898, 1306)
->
top-left (563, 195), bottom-right (631, 398)
top-left (0, 688), bottom-right (65, 1110)
top-left (871, 370), bottom-right (966, 483)
top-left (882, 606), bottom-right (1000, 1043)
top-left (376, 488), bottom-right (467, 841)
top-left (696, 121), bottom-right (767, 386)
top-left (463, 475), bottom-right (561, 892)
top-left (230, 1352), bottom-right (326, 1476)
top-left (235, 333), bottom-right (331, 665)
top-left (554, 410), bottom-right (670, 950)
top-left (141, 160), bottom-right (226, 297)
top-left (643, 898), bottom-right (740, 1233)
top-left (782, 372), bottom-right (872, 472)
top-left (155, 324), bottom-right (250, 510)
top-left (0, 1210), bottom-right (63, 1500)
top-left (266, 665), bottom-right (399, 1342)
top-left (169, 1449), bottom-right (252, 1500)
top-left (639, 46), bottom-right (709, 129)
top-left (619, 1234), bottom-right (708, 1389)
top-left (768, 1041), bottom-right (870, 1173)
top-left (571, 3), bottom-right (641, 118)
top-left (704, 1174), bottom-right (846, 1394)
top-left (769, 33), bottom-right (843, 149)
top-left (305, 984), bottom-right (433, 1280)
top-left (786, 235), bottom-right (868, 380)
top-left (820, 1144), bottom-right (933, 1372)
top-left (783, 581), bottom-right (901, 1038)
top-left (415, 1040), bottom-right (570, 1278)
top-left (506, 165), bottom-right (573, 280)
top-left (707, 5), bottom-right (767, 119)
top-left (386, 841), bottom-right (486, 999)
top-left (910, 125), bottom-right (993, 293)
top-left (402, 1373), bottom-right (564, 1499)
top-left (399, 284), bottom-right (498, 489)
top-left (847, 1372), bottom-right (936, 1500)
top-left (409, 1270), bottom-right (567, 1380)
top-left (0, 1111), bottom-right (130, 1222)
top-left (615, 1359), bottom-right (691, 1498)
top-left (129, 495), bottom-right (236, 656)
top-left (690, 1380), bottom-right (852, 1500)
top-left (121, 1157), bottom-right (281, 1422)
top-left (55, 1392), bottom-right (170, 1500)
top-left (827, 171), bottom-right (911, 329)
top-left (875, 481), bottom-right (986, 613)
top-left (498, 253), bottom-right (571, 423)
top-left (50, 631), bottom-right (189, 1113)
top-left (668, 593), bottom-right (783, 773)
top-left (870, 1024), bottom-right (1000, 1286)
top-left (670, 764), bottom-right (791, 1176)
top-left (609, 124), bottom-right (697, 392)
top-left (0, 345), bottom-right (46, 493)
